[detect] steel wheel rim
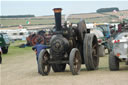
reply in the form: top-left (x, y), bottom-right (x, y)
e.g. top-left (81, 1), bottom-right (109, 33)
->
top-left (92, 39), bottom-right (98, 67)
top-left (73, 51), bottom-right (81, 73)
top-left (42, 52), bottom-right (50, 73)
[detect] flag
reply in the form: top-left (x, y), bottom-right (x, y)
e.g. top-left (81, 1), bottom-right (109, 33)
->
top-left (26, 21), bottom-right (31, 24)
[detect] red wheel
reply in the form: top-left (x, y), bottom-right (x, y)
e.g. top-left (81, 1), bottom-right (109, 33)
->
top-left (32, 35), bottom-right (37, 46)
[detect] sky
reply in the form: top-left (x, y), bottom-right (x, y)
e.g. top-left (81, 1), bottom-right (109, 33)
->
top-left (0, 0), bottom-right (128, 16)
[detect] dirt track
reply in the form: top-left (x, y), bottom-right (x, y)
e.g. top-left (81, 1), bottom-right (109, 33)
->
top-left (1, 52), bottom-right (128, 85)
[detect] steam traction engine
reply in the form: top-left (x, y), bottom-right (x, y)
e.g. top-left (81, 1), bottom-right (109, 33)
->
top-left (38, 8), bottom-right (99, 75)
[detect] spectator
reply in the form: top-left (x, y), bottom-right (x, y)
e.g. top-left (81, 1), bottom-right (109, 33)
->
top-left (118, 23), bottom-right (122, 32)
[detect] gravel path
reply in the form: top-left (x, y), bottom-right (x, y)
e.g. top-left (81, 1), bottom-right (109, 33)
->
top-left (1, 52), bottom-right (128, 85)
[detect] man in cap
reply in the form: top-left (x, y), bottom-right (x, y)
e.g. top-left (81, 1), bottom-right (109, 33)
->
top-left (32, 39), bottom-right (50, 73)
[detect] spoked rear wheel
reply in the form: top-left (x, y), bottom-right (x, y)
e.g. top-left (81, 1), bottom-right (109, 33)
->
top-left (69, 48), bottom-right (81, 75)
top-left (83, 34), bottom-right (99, 70)
top-left (38, 49), bottom-right (51, 76)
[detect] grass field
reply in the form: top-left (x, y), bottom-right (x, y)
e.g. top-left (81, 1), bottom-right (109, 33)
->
top-left (2, 40), bottom-right (32, 58)
top-left (1, 10), bottom-right (128, 28)
top-left (0, 17), bottom-right (119, 28)
top-left (0, 18), bottom-right (55, 27)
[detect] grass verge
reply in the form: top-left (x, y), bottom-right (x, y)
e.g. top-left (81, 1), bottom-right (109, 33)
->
top-left (2, 40), bottom-right (33, 58)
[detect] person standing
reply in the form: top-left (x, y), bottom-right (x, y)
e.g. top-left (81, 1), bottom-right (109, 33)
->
top-left (32, 43), bottom-right (49, 63)
top-left (32, 39), bottom-right (50, 73)
top-left (118, 23), bottom-right (122, 32)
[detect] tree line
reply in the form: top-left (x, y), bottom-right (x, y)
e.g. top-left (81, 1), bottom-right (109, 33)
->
top-left (0, 15), bottom-right (35, 18)
top-left (96, 7), bottom-right (119, 13)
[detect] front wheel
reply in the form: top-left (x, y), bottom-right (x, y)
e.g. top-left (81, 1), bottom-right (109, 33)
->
top-left (109, 52), bottom-right (119, 71)
top-left (38, 49), bottom-right (51, 76)
top-left (2, 47), bottom-right (8, 54)
top-left (69, 48), bottom-right (81, 75)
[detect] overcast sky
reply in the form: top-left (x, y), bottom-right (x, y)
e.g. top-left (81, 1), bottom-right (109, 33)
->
top-left (1, 0), bottom-right (128, 16)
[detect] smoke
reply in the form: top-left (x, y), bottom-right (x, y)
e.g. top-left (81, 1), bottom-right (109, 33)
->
top-left (65, 13), bottom-right (71, 21)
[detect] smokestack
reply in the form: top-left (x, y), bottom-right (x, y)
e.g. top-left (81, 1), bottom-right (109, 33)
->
top-left (53, 8), bottom-right (62, 31)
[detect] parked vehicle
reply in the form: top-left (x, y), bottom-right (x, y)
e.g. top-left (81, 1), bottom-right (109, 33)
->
top-left (26, 29), bottom-right (52, 46)
top-left (91, 29), bottom-right (105, 57)
top-left (95, 23), bottom-right (111, 38)
top-left (109, 32), bottom-right (128, 70)
top-left (0, 29), bottom-right (29, 41)
top-left (0, 33), bottom-right (10, 54)
top-left (95, 23), bottom-right (112, 53)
